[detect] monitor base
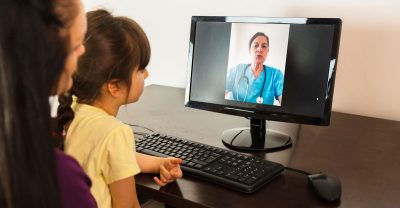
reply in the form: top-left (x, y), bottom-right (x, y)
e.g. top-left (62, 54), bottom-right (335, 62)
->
top-left (222, 127), bottom-right (292, 152)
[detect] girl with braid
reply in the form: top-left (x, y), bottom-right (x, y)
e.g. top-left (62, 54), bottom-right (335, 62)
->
top-left (56, 9), bottom-right (182, 208)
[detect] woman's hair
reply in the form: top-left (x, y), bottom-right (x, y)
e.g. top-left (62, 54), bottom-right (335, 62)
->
top-left (56, 9), bottom-right (151, 139)
top-left (249, 32), bottom-right (269, 50)
top-left (0, 0), bottom-right (79, 207)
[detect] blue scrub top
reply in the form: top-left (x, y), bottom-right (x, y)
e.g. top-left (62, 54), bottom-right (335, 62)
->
top-left (225, 64), bottom-right (284, 105)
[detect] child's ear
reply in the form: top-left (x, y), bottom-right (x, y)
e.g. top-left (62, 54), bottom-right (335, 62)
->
top-left (107, 79), bottom-right (123, 97)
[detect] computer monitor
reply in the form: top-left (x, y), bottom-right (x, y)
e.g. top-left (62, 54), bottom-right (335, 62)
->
top-left (184, 16), bottom-right (342, 152)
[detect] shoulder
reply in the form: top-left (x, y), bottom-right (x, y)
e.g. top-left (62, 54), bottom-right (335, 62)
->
top-left (265, 65), bottom-right (283, 76)
top-left (55, 148), bottom-right (86, 176)
top-left (71, 103), bottom-right (127, 133)
top-left (230, 64), bottom-right (249, 74)
top-left (55, 149), bottom-right (97, 208)
top-left (235, 64), bottom-right (249, 69)
top-left (107, 123), bottom-right (134, 140)
top-left (265, 65), bottom-right (280, 72)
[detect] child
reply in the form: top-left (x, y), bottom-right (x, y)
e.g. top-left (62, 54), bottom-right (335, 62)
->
top-left (57, 9), bottom-right (183, 208)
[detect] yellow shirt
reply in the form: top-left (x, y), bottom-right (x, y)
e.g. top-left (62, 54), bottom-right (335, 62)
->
top-left (65, 103), bottom-right (140, 208)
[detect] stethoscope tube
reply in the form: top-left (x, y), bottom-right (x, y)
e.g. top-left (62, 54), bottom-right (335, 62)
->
top-left (236, 64), bottom-right (266, 104)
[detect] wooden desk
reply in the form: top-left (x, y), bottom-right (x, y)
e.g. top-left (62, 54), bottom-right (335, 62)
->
top-left (117, 85), bottom-right (400, 208)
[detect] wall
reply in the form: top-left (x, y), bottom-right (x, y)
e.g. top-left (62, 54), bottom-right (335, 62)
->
top-left (83, 0), bottom-right (400, 121)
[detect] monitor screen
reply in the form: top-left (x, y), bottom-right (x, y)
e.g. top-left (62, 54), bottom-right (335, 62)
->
top-left (184, 16), bottom-right (342, 151)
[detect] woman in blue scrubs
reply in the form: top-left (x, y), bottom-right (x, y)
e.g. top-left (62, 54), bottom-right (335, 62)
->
top-left (225, 32), bottom-right (284, 105)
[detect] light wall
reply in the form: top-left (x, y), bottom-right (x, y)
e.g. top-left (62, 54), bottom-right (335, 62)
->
top-left (83, 0), bottom-right (400, 121)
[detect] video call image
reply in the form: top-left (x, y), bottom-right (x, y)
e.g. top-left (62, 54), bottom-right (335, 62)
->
top-left (225, 23), bottom-right (290, 106)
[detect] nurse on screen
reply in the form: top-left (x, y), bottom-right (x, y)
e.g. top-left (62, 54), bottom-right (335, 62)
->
top-left (225, 32), bottom-right (284, 105)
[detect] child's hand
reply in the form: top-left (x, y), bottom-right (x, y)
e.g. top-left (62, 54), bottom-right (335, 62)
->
top-left (153, 157), bottom-right (183, 186)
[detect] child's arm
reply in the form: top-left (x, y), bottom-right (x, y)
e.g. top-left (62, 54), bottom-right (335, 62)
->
top-left (109, 176), bottom-right (141, 208)
top-left (136, 153), bottom-right (183, 186)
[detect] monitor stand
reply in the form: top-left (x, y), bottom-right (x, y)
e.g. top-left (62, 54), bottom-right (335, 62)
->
top-left (221, 118), bottom-right (292, 152)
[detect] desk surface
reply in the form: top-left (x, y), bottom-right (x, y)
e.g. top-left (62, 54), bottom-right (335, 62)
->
top-left (117, 85), bottom-right (400, 208)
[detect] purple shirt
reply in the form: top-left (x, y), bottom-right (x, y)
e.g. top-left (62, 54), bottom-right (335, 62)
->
top-left (55, 149), bottom-right (97, 208)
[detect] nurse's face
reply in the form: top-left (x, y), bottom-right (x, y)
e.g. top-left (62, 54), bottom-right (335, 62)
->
top-left (250, 35), bottom-right (269, 65)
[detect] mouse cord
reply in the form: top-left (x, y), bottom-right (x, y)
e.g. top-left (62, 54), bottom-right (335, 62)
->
top-left (284, 166), bottom-right (311, 175)
top-left (124, 123), bottom-right (154, 137)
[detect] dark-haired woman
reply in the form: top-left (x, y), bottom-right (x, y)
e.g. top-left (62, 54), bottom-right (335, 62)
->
top-left (0, 0), bottom-right (96, 207)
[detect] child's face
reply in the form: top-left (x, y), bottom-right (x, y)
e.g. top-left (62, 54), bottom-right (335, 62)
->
top-left (125, 67), bottom-right (149, 103)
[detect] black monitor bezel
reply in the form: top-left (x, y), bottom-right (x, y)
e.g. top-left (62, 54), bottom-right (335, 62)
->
top-left (184, 16), bottom-right (342, 126)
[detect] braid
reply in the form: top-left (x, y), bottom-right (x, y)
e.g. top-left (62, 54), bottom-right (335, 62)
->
top-left (54, 91), bottom-right (74, 149)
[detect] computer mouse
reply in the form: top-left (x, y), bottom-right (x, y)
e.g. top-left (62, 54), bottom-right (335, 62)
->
top-left (307, 173), bottom-right (342, 202)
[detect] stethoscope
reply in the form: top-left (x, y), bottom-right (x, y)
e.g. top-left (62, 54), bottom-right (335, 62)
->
top-left (235, 64), bottom-right (266, 104)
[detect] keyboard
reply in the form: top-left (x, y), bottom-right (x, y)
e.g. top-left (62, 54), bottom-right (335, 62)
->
top-left (135, 133), bottom-right (284, 193)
